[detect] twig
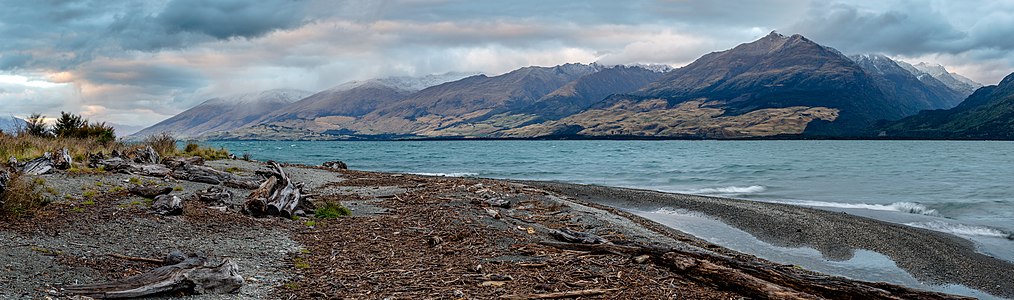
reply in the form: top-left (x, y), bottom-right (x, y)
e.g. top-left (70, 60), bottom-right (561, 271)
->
top-left (500, 288), bottom-right (622, 299)
top-left (107, 253), bottom-right (164, 264)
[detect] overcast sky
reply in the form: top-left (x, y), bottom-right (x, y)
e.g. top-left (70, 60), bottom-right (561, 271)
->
top-left (2, 0), bottom-right (1013, 131)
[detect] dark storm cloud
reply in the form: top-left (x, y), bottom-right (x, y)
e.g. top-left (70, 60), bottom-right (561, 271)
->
top-left (2, 0), bottom-right (1014, 128)
top-left (156, 0), bottom-right (310, 40)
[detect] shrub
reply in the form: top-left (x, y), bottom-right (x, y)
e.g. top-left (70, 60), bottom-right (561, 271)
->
top-left (314, 201), bottom-right (351, 219)
top-left (24, 114), bottom-right (49, 137)
top-left (1, 173), bottom-right (47, 217)
top-left (52, 112), bottom-right (116, 143)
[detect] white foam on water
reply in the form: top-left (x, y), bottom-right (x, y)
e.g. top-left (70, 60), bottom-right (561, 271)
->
top-left (409, 172), bottom-right (480, 177)
top-left (679, 185), bottom-right (767, 195)
top-left (905, 221), bottom-right (1013, 240)
top-left (767, 200), bottom-right (940, 216)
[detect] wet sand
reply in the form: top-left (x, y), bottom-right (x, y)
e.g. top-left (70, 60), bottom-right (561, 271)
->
top-left (525, 181), bottom-right (1014, 298)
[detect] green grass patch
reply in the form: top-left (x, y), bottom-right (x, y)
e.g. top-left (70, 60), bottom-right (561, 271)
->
top-left (303, 220), bottom-right (317, 227)
top-left (314, 202), bottom-right (351, 219)
top-left (173, 185), bottom-right (184, 191)
top-left (82, 190), bottom-right (97, 199)
top-left (128, 177), bottom-right (141, 185)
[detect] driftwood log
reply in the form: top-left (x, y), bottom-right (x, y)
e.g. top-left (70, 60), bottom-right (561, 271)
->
top-left (129, 185), bottom-right (173, 198)
top-left (243, 161), bottom-right (313, 218)
top-left (23, 152), bottom-right (54, 175)
top-left (542, 235), bottom-right (972, 300)
top-left (171, 163), bottom-right (260, 189)
top-left (64, 252), bottom-right (242, 298)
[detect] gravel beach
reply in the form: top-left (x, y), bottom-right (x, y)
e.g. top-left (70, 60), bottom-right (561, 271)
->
top-left (0, 159), bottom-right (996, 299)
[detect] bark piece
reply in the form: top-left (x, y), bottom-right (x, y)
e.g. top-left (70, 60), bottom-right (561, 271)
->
top-left (64, 253), bottom-right (243, 298)
top-left (152, 194), bottom-right (183, 215)
top-left (129, 185), bottom-right (173, 198)
top-left (23, 152), bottom-right (54, 175)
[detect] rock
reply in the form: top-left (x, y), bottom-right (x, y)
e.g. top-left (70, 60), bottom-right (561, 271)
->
top-left (165, 249), bottom-right (186, 265)
top-left (53, 148), bottom-right (72, 170)
top-left (23, 152), bottom-right (54, 175)
top-left (129, 185), bottom-right (173, 198)
top-left (322, 160), bottom-right (348, 170)
top-left (152, 194), bottom-right (183, 215)
top-left (132, 146), bottom-right (161, 164)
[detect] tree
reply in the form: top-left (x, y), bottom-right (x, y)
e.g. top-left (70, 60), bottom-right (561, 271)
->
top-left (24, 114), bottom-right (49, 137)
top-left (54, 112), bottom-right (86, 138)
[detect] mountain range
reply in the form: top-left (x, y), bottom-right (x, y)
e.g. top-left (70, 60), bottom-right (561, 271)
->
top-left (879, 72), bottom-right (1014, 139)
top-left (0, 117), bottom-right (26, 134)
top-left (133, 32), bottom-right (991, 141)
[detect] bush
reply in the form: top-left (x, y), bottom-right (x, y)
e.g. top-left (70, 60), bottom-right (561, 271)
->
top-left (53, 112), bottom-right (116, 143)
top-left (1, 173), bottom-right (47, 217)
top-left (24, 114), bottom-right (49, 137)
top-left (315, 201), bottom-right (351, 218)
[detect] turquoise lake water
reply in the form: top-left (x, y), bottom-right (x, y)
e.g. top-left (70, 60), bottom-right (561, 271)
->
top-left (206, 140), bottom-right (1014, 240)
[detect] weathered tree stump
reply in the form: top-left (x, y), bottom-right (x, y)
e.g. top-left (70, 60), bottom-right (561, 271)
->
top-left (23, 152), bottom-right (54, 175)
top-left (132, 145), bottom-right (161, 164)
top-left (243, 161), bottom-right (313, 218)
top-left (129, 185), bottom-right (173, 198)
top-left (322, 160), bottom-right (348, 170)
top-left (152, 194), bottom-right (183, 215)
top-left (53, 148), bottom-right (73, 170)
top-left (63, 252), bottom-right (242, 298)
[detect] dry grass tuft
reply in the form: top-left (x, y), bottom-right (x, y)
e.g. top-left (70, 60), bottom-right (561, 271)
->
top-left (0, 172), bottom-right (47, 217)
top-left (0, 133), bottom-right (125, 163)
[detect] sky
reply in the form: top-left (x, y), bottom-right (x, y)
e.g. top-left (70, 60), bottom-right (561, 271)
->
top-left (2, 0), bottom-right (1013, 133)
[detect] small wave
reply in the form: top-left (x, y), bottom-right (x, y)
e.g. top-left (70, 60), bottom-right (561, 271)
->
top-left (770, 200), bottom-right (940, 216)
top-left (680, 185), bottom-right (767, 195)
top-left (904, 221), bottom-right (1014, 240)
top-left (409, 172), bottom-right (479, 177)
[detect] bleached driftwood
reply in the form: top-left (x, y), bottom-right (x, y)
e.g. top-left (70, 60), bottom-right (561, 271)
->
top-left (132, 145), bottom-right (160, 164)
top-left (243, 161), bottom-right (313, 218)
top-left (23, 152), bottom-right (53, 175)
top-left (63, 252), bottom-right (242, 298)
top-left (190, 186), bottom-right (232, 206)
top-left (53, 148), bottom-right (73, 170)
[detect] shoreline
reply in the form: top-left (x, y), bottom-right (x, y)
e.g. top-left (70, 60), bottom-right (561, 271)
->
top-left (1, 159), bottom-right (1007, 299)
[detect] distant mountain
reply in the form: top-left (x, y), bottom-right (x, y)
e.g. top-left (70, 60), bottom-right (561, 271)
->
top-left (131, 89), bottom-right (311, 139)
top-left (176, 32), bottom-right (989, 141)
top-left (517, 65), bottom-right (666, 120)
top-left (851, 54), bottom-right (964, 109)
top-left (912, 62), bottom-right (982, 96)
top-left (0, 116), bottom-right (26, 134)
top-left (880, 72), bottom-right (1014, 139)
top-left (345, 63), bottom-right (603, 136)
top-left (505, 32), bottom-right (937, 138)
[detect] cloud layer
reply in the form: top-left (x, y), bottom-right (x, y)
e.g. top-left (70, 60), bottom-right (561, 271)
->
top-left (1, 0), bottom-right (1012, 131)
